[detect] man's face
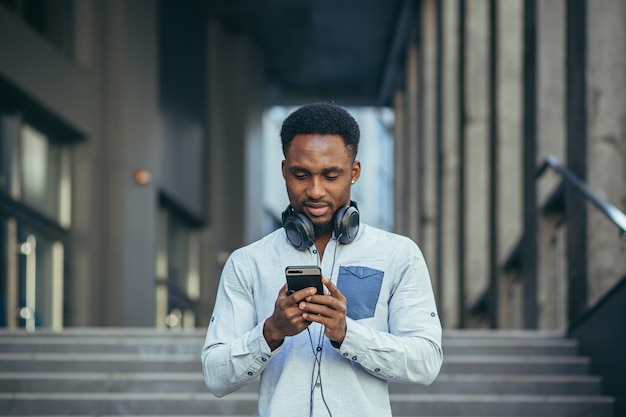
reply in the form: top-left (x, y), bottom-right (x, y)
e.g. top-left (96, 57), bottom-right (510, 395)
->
top-left (282, 134), bottom-right (360, 236)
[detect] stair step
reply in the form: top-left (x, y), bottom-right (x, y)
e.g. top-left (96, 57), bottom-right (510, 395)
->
top-left (0, 372), bottom-right (213, 393)
top-left (0, 329), bottom-right (204, 354)
top-left (393, 374), bottom-right (602, 395)
top-left (0, 352), bottom-right (590, 372)
top-left (442, 337), bottom-right (579, 356)
top-left (0, 340), bottom-right (577, 356)
top-left (0, 339), bottom-right (201, 355)
top-left (0, 393), bottom-right (613, 416)
top-left (0, 372), bottom-right (601, 396)
top-left (390, 394), bottom-right (614, 417)
top-left (442, 354), bottom-right (590, 374)
top-left (0, 328), bottom-right (613, 417)
top-left (0, 392), bottom-right (257, 415)
top-left (0, 353), bottom-right (199, 372)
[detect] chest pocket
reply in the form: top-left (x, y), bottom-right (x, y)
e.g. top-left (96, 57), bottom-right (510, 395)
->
top-left (337, 266), bottom-right (384, 320)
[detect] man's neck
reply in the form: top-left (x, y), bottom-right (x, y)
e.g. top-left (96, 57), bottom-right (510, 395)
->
top-left (314, 233), bottom-right (333, 261)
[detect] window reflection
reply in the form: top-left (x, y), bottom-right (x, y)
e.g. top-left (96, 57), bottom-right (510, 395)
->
top-left (18, 124), bottom-right (71, 225)
top-left (156, 203), bottom-right (200, 329)
top-left (20, 125), bottom-right (48, 210)
top-left (1, 114), bottom-right (71, 330)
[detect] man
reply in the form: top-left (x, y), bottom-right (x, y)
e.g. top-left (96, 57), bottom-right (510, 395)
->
top-left (202, 103), bottom-right (442, 417)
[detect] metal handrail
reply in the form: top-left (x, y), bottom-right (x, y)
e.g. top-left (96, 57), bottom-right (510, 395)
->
top-left (536, 156), bottom-right (626, 239)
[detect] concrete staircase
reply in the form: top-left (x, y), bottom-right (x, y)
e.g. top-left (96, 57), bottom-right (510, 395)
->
top-left (0, 328), bottom-right (614, 416)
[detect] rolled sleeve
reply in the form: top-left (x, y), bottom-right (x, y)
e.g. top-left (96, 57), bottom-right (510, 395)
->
top-left (201, 252), bottom-right (279, 397)
top-left (333, 318), bottom-right (442, 384)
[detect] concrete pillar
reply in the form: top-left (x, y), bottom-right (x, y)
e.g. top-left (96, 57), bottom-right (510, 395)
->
top-left (537, 215), bottom-right (568, 329)
top-left (201, 20), bottom-right (267, 326)
top-left (243, 51), bottom-right (267, 245)
top-left (536, 0), bottom-right (567, 330)
top-left (393, 91), bottom-right (407, 235)
top-left (536, 0), bottom-right (566, 201)
top-left (493, 0), bottom-right (524, 328)
top-left (406, 43), bottom-right (420, 243)
top-left (419, 0), bottom-right (439, 296)
top-left (586, 0), bottom-right (626, 306)
top-left (440, 0), bottom-right (461, 328)
top-left (463, 0), bottom-right (490, 314)
top-left (98, 0), bottom-right (161, 326)
top-left (497, 0), bottom-right (523, 263)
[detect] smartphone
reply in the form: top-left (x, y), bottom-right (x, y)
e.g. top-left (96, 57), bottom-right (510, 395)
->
top-left (285, 266), bottom-right (324, 296)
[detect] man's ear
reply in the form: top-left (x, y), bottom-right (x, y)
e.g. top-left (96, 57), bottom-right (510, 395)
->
top-left (281, 160), bottom-right (287, 180)
top-left (351, 160), bottom-right (361, 183)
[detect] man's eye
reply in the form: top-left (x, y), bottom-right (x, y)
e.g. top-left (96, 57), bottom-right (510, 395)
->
top-left (325, 175), bottom-right (338, 181)
top-left (294, 174), bottom-right (308, 180)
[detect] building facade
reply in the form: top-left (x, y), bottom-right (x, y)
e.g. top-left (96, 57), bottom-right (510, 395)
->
top-left (1, 0), bottom-right (625, 334)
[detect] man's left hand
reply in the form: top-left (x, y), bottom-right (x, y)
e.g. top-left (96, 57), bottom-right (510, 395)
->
top-left (299, 277), bottom-right (347, 345)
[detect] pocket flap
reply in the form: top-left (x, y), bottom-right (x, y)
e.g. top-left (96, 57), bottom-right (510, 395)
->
top-left (343, 266), bottom-right (382, 279)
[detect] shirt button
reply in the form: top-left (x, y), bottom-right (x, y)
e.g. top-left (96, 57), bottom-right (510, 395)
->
top-left (352, 356), bottom-right (357, 361)
top-left (247, 372), bottom-right (253, 376)
top-left (261, 357), bottom-right (267, 362)
top-left (343, 353), bottom-right (349, 357)
top-left (375, 368), bottom-right (380, 372)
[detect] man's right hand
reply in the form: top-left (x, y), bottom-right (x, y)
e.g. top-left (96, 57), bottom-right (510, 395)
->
top-left (263, 283), bottom-right (318, 350)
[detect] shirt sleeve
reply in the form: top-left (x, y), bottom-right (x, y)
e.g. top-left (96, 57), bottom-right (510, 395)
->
top-left (201, 252), bottom-right (279, 397)
top-left (332, 244), bottom-right (443, 385)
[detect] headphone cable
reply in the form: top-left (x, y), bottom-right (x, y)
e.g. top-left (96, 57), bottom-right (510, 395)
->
top-left (308, 234), bottom-right (342, 417)
top-left (307, 325), bottom-right (332, 417)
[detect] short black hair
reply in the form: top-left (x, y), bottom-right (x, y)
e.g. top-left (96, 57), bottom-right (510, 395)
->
top-left (280, 103), bottom-right (360, 158)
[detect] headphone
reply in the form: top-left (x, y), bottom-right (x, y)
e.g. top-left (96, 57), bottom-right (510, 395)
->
top-left (281, 201), bottom-right (360, 250)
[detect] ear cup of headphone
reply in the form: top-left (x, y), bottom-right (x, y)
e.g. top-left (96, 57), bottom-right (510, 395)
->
top-left (282, 202), bottom-right (360, 250)
top-left (282, 206), bottom-right (315, 250)
top-left (334, 204), bottom-right (360, 244)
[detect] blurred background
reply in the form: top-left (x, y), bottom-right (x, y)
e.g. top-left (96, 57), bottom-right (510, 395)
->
top-left (0, 0), bottom-right (624, 336)
top-left (2, 0), bottom-right (626, 414)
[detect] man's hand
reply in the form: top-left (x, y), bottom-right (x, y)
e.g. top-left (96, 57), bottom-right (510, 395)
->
top-left (298, 277), bottom-right (347, 346)
top-left (263, 284), bottom-right (318, 350)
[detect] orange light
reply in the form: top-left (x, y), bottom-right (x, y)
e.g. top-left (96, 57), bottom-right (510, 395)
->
top-left (133, 169), bottom-right (151, 185)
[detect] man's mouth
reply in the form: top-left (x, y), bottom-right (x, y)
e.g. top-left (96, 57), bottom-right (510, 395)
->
top-left (304, 203), bottom-right (329, 218)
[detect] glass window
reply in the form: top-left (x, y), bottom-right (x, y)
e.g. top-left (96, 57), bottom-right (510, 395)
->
top-left (0, 114), bottom-right (19, 196)
top-left (18, 124), bottom-right (72, 226)
top-left (156, 201), bottom-right (200, 329)
top-left (1, 113), bottom-right (71, 330)
top-left (1, 116), bottom-right (71, 226)
top-left (15, 227), bottom-right (64, 330)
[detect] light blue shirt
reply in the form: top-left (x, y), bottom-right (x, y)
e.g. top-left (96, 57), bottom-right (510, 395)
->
top-left (202, 223), bottom-right (443, 417)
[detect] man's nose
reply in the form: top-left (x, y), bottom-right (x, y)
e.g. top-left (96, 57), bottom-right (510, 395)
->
top-left (307, 177), bottom-right (325, 199)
